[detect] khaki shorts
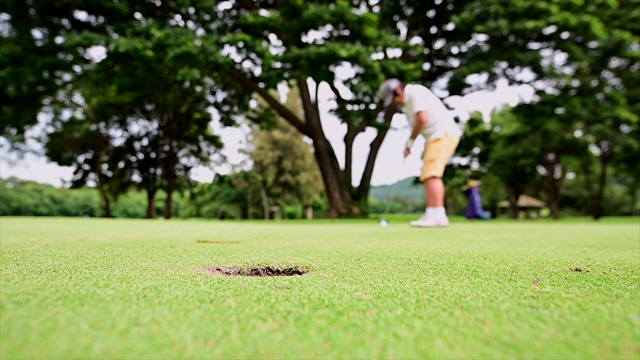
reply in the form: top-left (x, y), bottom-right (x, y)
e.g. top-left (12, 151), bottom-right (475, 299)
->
top-left (420, 134), bottom-right (460, 181)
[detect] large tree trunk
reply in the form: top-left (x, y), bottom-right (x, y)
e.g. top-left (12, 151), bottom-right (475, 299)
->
top-left (305, 82), bottom-right (394, 218)
top-left (164, 188), bottom-right (174, 219)
top-left (298, 79), bottom-right (351, 218)
top-left (227, 69), bottom-right (392, 218)
top-left (311, 122), bottom-right (391, 218)
top-left (579, 157), bottom-right (595, 217)
top-left (93, 150), bottom-right (111, 218)
top-left (146, 188), bottom-right (157, 219)
top-left (545, 152), bottom-right (562, 220)
top-left (259, 180), bottom-right (269, 219)
top-left (506, 186), bottom-right (521, 219)
top-left (164, 148), bottom-right (177, 219)
top-left (351, 106), bottom-right (395, 216)
top-left (312, 137), bottom-right (350, 218)
top-left (246, 190), bottom-right (252, 220)
top-left (592, 154), bottom-right (611, 220)
top-left (96, 180), bottom-right (112, 218)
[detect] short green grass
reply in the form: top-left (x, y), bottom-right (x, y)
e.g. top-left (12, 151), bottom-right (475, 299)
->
top-left (1, 216), bottom-right (639, 359)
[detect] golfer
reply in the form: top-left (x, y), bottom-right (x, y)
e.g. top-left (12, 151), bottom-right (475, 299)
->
top-left (379, 79), bottom-right (462, 227)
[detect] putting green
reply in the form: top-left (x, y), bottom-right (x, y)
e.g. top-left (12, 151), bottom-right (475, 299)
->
top-left (1, 216), bottom-right (638, 359)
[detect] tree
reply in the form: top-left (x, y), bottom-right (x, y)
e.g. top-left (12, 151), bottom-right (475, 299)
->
top-left (45, 117), bottom-right (116, 217)
top-left (208, 0), bottom-right (640, 217)
top-left (41, 10), bottom-right (245, 219)
top-left (501, 0), bottom-right (639, 219)
top-left (562, 0), bottom-right (640, 219)
top-left (4, 1), bottom-right (244, 219)
top-left (5, 0), bottom-right (637, 219)
top-left (249, 86), bottom-right (324, 219)
top-left (1, 0), bottom-right (90, 144)
top-left (0, 178), bottom-right (62, 216)
top-left (458, 104), bottom-right (587, 220)
top-left (452, 0), bottom-right (638, 218)
top-left (227, 171), bottom-right (266, 219)
top-left (182, 175), bottom-right (247, 219)
top-left (1, 1), bottom-right (166, 144)
top-left (613, 121), bottom-right (640, 215)
top-left (81, 23), bottom-right (233, 219)
top-left (202, 0), bottom-right (404, 218)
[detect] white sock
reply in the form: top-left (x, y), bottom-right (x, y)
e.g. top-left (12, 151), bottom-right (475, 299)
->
top-left (426, 207), bottom-right (446, 217)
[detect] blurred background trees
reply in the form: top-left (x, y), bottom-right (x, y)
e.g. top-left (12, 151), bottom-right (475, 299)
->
top-left (248, 85), bottom-right (325, 219)
top-left (1, 0), bottom-right (638, 219)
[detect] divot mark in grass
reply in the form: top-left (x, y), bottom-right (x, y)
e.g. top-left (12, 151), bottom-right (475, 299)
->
top-left (570, 266), bottom-right (591, 272)
top-left (196, 240), bottom-right (240, 244)
top-left (202, 265), bottom-right (307, 277)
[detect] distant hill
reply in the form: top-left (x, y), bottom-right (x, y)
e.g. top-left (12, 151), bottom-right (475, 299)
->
top-left (370, 177), bottom-right (423, 201)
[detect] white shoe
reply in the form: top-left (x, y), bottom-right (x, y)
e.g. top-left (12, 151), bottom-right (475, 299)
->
top-left (410, 214), bottom-right (449, 227)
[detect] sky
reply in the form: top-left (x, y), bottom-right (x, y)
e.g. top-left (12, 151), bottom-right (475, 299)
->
top-left (0, 80), bottom-right (533, 188)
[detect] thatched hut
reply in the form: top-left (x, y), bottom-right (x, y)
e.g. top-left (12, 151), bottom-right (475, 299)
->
top-left (497, 194), bottom-right (547, 219)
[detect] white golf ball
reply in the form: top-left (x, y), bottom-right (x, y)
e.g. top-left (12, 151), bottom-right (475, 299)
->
top-left (379, 220), bottom-right (389, 227)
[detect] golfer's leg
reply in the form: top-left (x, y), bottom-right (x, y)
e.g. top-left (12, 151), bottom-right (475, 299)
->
top-left (424, 177), bottom-right (445, 207)
top-left (421, 135), bottom-right (460, 209)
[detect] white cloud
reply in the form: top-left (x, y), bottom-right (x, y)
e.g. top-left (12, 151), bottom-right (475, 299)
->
top-left (0, 151), bottom-right (74, 187)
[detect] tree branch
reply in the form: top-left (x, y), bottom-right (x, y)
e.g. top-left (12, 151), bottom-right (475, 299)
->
top-left (225, 67), bottom-right (310, 136)
top-left (357, 105), bottom-right (395, 199)
top-left (327, 80), bottom-right (370, 134)
top-left (297, 77), bottom-right (321, 131)
top-left (235, 0), bottom-right (257, 11)
top-left (327, 81), bottom-right (346, 105)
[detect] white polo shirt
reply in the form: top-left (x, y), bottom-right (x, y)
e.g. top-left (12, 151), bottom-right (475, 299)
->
top-left (403, 84), bottom-right (462, 142)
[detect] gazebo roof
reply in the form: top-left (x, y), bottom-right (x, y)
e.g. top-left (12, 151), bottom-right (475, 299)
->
top-left (497, 194), bottom-right (547, 208)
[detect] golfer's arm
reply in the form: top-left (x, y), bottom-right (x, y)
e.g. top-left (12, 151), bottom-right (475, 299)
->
top-left (409, 111), bottom-right (428, 141)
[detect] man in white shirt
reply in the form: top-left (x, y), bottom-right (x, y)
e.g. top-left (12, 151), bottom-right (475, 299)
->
top-left (379, 79), bottom-right (462, 227)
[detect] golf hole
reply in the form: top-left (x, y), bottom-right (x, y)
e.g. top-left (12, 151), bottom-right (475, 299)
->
top-left (202, 265), bottom-right (308, 277)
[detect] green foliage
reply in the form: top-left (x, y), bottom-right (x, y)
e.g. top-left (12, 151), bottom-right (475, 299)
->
top-left (111, 192), bottom-right (149, 218)
top-left (0, 0), bottom-right (91, 142)
top-left (45, 115), bottom-right (117, 217)
top-left (368, 177), bottom-right (424, 214)
top-left (2, 0), bottom-right (638, 219)
top-left (180, 174), bottom-right (248, 220)
top-left (71, 22), bottom-right (230, 219)
top-left (57, 187), bottom-right (102, 217)
top-left (0, 178), bottom-right (96, 216)
top-left (179, 168), bottom-right (330, 220)
top-left (249, 85), bottom-right (325, 216)
top-left (369, 177), bottom-right (422, 202)
top-left (0, 177), bottom-right (186, 218)
top-left (0, 178), bottom-right (64, 216)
